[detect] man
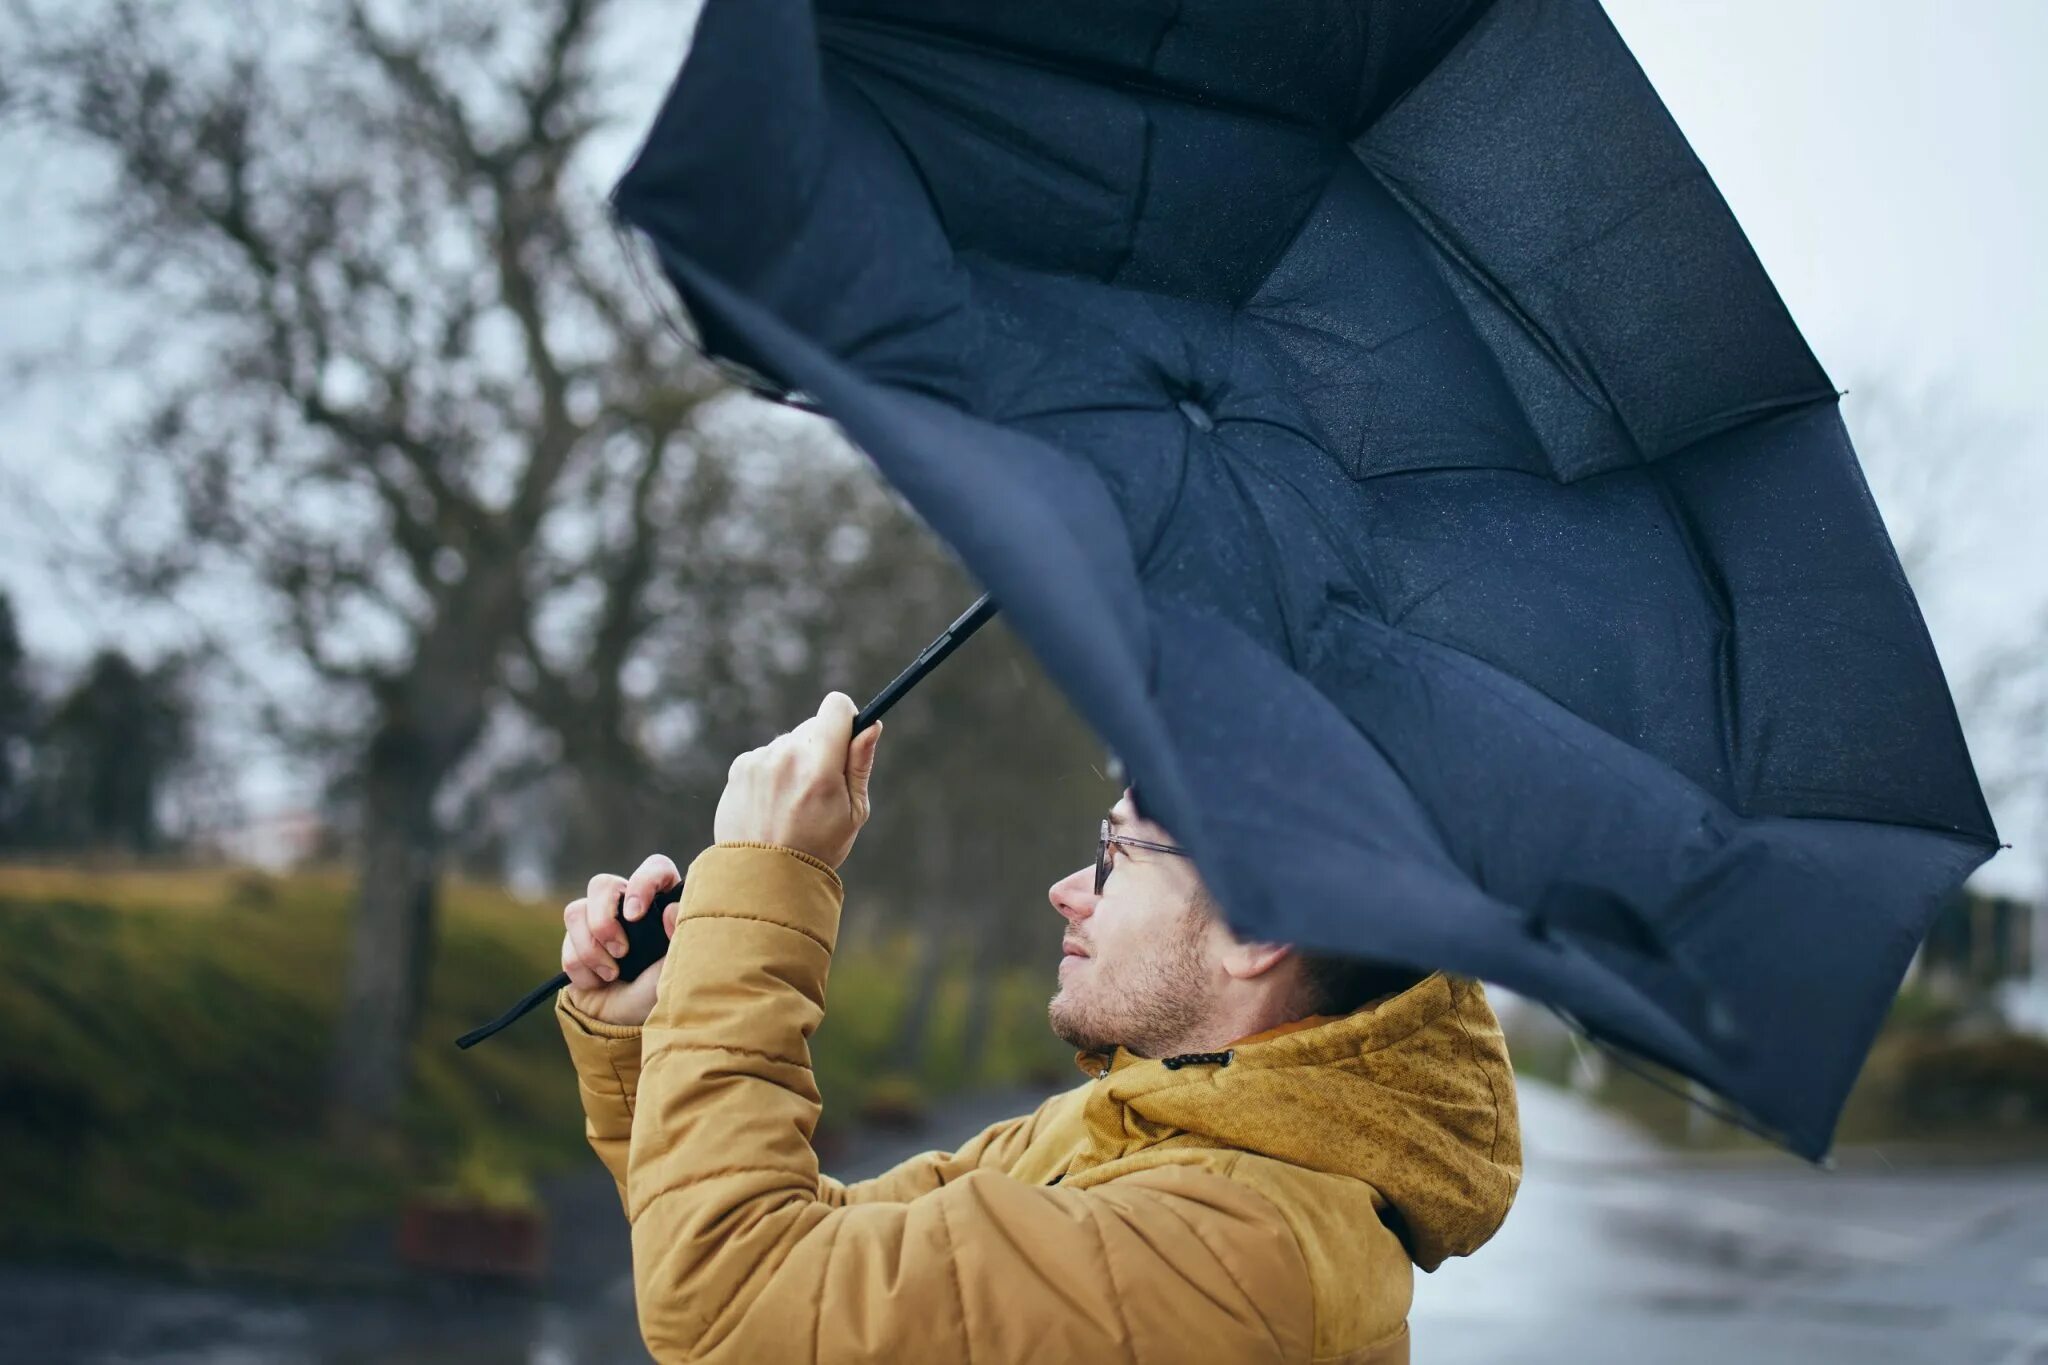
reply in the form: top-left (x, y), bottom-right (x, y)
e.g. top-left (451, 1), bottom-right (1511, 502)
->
top-left (557, 693), bottom-right (1521, 1363)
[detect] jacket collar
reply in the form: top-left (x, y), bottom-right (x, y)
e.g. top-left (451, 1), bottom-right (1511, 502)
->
top-left (1063, 971), bottom-right (1522, 1271)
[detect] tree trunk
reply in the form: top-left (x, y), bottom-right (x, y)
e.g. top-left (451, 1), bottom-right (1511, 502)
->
top-left (889, 913), bottom-right (950, 1075)
top-left (959, 882), bottom-right (1004, 1077)
top-left (328, 723), bottom-right (446, 1139)
top-left (888, 785), bottom-right (957, 1073)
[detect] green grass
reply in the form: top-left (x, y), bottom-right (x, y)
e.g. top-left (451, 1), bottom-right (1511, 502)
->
top-left (0, 862), bottom-right (1075, 1266)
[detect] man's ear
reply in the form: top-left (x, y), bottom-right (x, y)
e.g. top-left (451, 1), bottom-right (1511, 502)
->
top-left (1219, 939), bottom-right (1294, 983)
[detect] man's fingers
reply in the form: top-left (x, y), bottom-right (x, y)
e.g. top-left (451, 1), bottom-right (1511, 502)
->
top-left (585, 873), bottom-right (629, 956)
top-left (821, 691), bottom-right (856, 741)
top-left (624, 853), bottom-right (681, 923)
top-left (568, 906), bottom-right (619, 982)
top-left (804, 691), bottom-right (855, 751)
top-left (560, 899), bottom-right (607, 989)
top-left (714, 695), bottom-right (871, 860)
top-left (787, 693), bottom-right (856, 784)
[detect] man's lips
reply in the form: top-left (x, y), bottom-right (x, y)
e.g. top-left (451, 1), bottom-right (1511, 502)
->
top-left (1062, 939), bottom-right (1090, 958)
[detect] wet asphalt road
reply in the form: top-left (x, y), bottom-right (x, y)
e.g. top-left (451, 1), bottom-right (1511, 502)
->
top-left (1414, 1082), bottom-right (2048, 1364)
top-left (6, 1079), bottom-right (2045, 1364)
top-left (0, 1088), bottom-right (1050, 1365)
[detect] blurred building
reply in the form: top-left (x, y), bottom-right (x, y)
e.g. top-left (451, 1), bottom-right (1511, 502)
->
top-left (1909, 888), bottom-right (2042, 1035)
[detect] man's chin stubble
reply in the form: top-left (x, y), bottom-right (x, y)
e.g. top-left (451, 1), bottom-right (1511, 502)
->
top-left (1048, 991), bottom-right (1117, 1057)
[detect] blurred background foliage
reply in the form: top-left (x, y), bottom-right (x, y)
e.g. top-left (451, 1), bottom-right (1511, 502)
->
top-left (0, 860), bottom-right (1085, 1265)
top-left (0, 0), bottom-right (1115, 1268)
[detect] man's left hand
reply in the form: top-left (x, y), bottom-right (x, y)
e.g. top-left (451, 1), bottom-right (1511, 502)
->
top-left (713, 692), bottom-right (882, 870)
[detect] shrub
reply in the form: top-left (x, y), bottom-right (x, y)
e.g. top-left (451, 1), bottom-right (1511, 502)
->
top-left (1891, 1033), bottom-right (2048, 1129)
top-left (857, 1074), bottom-right (929, 1131)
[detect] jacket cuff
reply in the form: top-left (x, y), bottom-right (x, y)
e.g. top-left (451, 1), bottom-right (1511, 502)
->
top-left (558, 989), bottom-right (646, 1040)
top-left (682, 841), bottom-right (844, 947)
top-left (556, 990), bottom-right (645, 1103)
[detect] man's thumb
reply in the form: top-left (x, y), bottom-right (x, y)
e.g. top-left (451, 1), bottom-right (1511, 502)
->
top-left (848, 721), bottom-right (881, 806)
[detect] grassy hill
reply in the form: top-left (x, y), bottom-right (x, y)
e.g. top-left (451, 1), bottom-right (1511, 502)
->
top-left (0, 861), bottom-right (1073, 1267)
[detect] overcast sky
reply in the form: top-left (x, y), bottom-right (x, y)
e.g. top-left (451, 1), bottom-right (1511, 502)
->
top-left (2, 1), bottom-right (2044, 885)
top-left (1603, 0), bottom-right (2048, 891)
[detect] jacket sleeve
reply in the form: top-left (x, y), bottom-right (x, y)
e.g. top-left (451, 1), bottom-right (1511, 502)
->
top-left (561, 970), bottom-right (1056, 1219)
top-left (557, 991), bottom-right (644, 1214)
top-left (624, 843), bottom-right (1315, 1364)
top-left (817, 1101), bottom-right (1049, 1208)
top-left (558, 965), bottom-right (1047, 1214)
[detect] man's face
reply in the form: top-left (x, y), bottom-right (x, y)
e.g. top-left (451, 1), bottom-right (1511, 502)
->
top-left (1046, 791), bottom-right (1223, 1058)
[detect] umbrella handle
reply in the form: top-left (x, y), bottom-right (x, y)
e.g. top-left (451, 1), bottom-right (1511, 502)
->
top-left (454, 593), bottom-right (999, 1049)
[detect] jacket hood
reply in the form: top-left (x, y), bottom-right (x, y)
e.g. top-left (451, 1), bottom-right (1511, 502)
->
top-left (1070, 972), bottom-right (1522, 1270)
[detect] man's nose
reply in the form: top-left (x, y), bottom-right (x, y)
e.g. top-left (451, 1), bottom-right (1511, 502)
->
top-left (1047, 865), bottom-right (1096, 926)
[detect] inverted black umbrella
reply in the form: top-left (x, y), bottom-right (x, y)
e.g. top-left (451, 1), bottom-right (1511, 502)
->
top-left (596, 0), bottom-right (1998, 1159)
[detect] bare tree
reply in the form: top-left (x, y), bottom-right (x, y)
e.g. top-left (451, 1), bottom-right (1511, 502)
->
top-left (1843, 375), bottom-right (2020, 593)
top-left (1850, 376), bottom-right (2045, 997)
top-left (12, 0), bottom-right (1146, 1127)
top-left (7, 0), bottom-right (781, 1132)
top-left (1967, 619), bottom-right (2048, 902)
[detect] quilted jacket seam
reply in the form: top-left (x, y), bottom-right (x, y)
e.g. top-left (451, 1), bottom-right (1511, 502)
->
top-left (1088, 1191), bottom-right (1140, 1364)
top-left (679, 909), bottom-right (833, 954)
top-left (934, 1188), bottom-right (974, 1365)
top-left (1224, 1152), bottom-right (1322, 1363)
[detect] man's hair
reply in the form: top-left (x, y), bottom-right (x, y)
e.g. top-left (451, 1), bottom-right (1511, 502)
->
top-left (1294, 950), bottom-right (1426, 1017)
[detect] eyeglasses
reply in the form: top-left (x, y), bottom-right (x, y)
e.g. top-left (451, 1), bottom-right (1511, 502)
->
top-left (1096, 817), bottom-right (1189, 895)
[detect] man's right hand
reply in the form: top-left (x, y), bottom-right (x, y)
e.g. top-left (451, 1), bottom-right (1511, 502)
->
top-left (560, 854), bottom-right (683, 1027)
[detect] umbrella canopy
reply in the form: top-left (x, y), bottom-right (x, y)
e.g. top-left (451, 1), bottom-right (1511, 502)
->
top-left (614, 0), bottom-right (1997, 1158)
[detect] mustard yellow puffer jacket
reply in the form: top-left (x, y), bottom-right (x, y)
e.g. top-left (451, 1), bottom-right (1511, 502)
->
top-left (558, 843), bottom-right (1521, 1364)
